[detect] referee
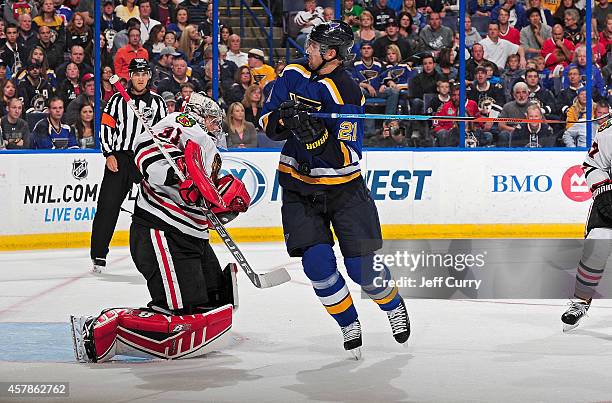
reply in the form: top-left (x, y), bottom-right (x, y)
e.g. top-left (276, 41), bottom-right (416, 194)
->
top-left (91, 58), bottom-right (168, 273)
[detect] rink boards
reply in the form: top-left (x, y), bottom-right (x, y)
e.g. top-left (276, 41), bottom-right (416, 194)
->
top-left (0, 150), bottom-right (591, 250)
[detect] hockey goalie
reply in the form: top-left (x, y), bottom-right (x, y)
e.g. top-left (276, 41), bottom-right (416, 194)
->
top-left (70, 93), bottom-right (251, 362)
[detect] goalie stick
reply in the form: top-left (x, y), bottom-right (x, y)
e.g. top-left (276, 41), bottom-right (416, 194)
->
top-left (109, 75), bottom-right (290, 289)
top-left (310, 112), bottom-right (611, 125)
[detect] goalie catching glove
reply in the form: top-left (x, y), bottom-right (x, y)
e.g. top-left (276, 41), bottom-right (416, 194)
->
top-left (279, 100), bottom-right (327, 148)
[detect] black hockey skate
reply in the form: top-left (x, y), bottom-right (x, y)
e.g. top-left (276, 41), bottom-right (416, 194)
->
top-left (561, 299), bottom-right (591, 332)
top-left (386, 297), bottom-right (410, 343)
top-left (341, 319), bottom-right (362, 360)
top-left (91, 258), bottom-right (106, 274)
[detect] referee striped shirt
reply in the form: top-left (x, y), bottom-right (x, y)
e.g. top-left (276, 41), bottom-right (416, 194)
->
top-left (101, 91), bottom-right (167, 156)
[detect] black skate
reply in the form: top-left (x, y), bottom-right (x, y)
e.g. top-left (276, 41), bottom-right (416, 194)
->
top-left (341, 319), bottom-right (362, 360)
top-left (561, 299), bottom-right (591, 332)
top-left (386, 297), bottom-right (410, 343)
top-left (91, 258), bottom-right (106, 274)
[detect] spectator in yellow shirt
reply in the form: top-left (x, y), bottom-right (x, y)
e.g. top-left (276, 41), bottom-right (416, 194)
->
top-left (247, 48), bottom-right (276, 89)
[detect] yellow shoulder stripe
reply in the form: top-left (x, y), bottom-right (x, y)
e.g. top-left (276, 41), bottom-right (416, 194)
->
top-left (321, 78), bottom-right (345, 105)
top-left (280, 64), bottom-right (311, 79)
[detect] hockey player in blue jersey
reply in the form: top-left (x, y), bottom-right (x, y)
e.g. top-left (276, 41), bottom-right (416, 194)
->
top-left (260, 20), bottom-right (410, 359)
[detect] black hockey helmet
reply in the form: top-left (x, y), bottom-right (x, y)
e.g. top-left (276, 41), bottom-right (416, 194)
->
top-left (128, 58), bottom-right (151, 76)
top-left (307, 20), bottom-right (355, 61)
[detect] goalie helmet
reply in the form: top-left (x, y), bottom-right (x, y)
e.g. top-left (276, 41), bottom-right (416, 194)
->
top-left (182, 92), bottom-right (227, 148)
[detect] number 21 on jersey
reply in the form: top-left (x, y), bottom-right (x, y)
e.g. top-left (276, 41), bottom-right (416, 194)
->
top-left (338, 121), bottom-right (357, 142)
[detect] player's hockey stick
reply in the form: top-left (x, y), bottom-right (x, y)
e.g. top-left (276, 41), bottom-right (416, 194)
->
top-left (310, 112), bottom-right (611, 125)
top-left (109, 75), bottom-right (290, 289)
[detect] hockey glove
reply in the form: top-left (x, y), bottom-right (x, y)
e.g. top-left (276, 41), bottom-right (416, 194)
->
top-left (211, 174), bottom-right (251, 223)
top-left (593, 183), bottom-right (612, 221)
top-left (179, 178), bottom-right (202, 205)
top-left (279, 100), bottom-right (327, 145)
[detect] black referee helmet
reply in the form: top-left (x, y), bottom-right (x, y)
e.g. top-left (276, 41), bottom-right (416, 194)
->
top-left (128, 58), bottom-right (151, 77)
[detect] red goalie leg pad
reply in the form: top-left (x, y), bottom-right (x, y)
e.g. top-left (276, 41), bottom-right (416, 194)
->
top-left (112, 305), bottom-right (233, 360)
top-left (90, 309), bottom-right (126, 362)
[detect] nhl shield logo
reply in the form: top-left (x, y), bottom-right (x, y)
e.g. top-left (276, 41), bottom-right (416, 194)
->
top-left (72, 159), bottom-right (88, 180)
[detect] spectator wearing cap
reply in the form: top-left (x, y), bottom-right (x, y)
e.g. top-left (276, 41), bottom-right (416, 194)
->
top-left (480, 22), bottom-right (526, 70)
top-left (57, 61), bottom-right (81, 106)
top-left (226, 34), bottom-right (248, 67)
top-left (112, 17), bottom-right (140, 53)
top-left (115, 0), bottom-right (139, 23)
top-left (178, 0), bottom-right (207, 26)
top-left (0, 98), bottom-right (29, 149)
top-left (17, 59), bottom-right (53, 113)
top-left (31, 97), bottom-right (78, 149)
top-left (497, 8), bottom-right (521, 45)
top-left (369, 0), bottom-right (396, 31)
top-left (151, 46), bottom-right (179, 89)
top-left (114, 26), bottom-right (149, 80)
top-left (520, 7), bottom-right (551, 56)
top-left (17, 13), bottom-right (36, 51)
top-left (56, 45), bottom-right (93, 82)
top-left (35, 26), bottom-right (63, 70)
top-left (294, 0), bottom-right (324, 49)
top-left (101, 0), bottom-right (126, 38)
top-left (247, 49), bottom-right (276, 89)
top-left (3, 0), bottom-right (38, 26)
top-left (151, 0), bottom-right (176, 27)
top-left (157, 57), bottom-right (203, 95)
top-left (540, 23), bottom-right (575, 70)
top-left (138, 0), bottom-right (160, 43)
top-left (0, 23), bottom-right (28, 75)
top-left (491, 0), bottom-right (528, 30)
top-left (418, 12), bottom-right (453, 55)
top-left (161, 91), bottom-right (176, 113)
top-left (65, 72), bottom-right (100, 125)
top-left (373, 18), bottom-right (411, 61)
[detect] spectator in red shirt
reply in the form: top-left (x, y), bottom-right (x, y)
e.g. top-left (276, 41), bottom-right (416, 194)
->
top-left (433, 84), bottom-right (490, 147)
top-left (541, 23), bottom-right (575, 70)
top-left (498, 8), bottom-right (520, 45)
top-left (114, 26), bottom-right (149, 80)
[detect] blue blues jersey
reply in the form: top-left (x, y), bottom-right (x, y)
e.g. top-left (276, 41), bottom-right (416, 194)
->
top-left (260, 61), bottom-right (365, 193)
top-left (31, 118), bottom-right (78, 149)
top-left (350, 59), bottom-right (384, 90)
top-left (380, 63), bottom-right (414, 90)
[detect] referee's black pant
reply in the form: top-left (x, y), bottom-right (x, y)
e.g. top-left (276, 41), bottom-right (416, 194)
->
top-left (90, 151), bottom-right (141, 262)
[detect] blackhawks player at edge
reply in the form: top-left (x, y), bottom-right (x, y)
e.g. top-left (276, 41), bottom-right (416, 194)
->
top-left (260, 20), bottom-right (410, 359)
top-left (561, 116), bottom-right (612, 331)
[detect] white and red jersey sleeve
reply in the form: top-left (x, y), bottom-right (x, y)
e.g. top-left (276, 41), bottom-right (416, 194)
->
top-left (583, 118), bottom-right (612, 192)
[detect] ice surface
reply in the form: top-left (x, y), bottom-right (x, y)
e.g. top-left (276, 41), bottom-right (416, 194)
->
top-left (1, 244), bottom-right (611, 402)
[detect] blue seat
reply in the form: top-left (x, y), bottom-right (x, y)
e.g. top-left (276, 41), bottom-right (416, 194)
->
top-left (365, 97), bottom-right (386, 106)
top-left (471, 15), bottom-right (490, 36)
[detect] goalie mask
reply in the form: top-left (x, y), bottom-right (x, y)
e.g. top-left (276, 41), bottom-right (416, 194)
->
top-left (181, 92), bottom-right (227, 149)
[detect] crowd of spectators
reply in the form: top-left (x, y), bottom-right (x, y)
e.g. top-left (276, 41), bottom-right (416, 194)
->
top-left (0, 0), bottom-right (95, 150)
top-left (1, 0), bottom-right (610, 150)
